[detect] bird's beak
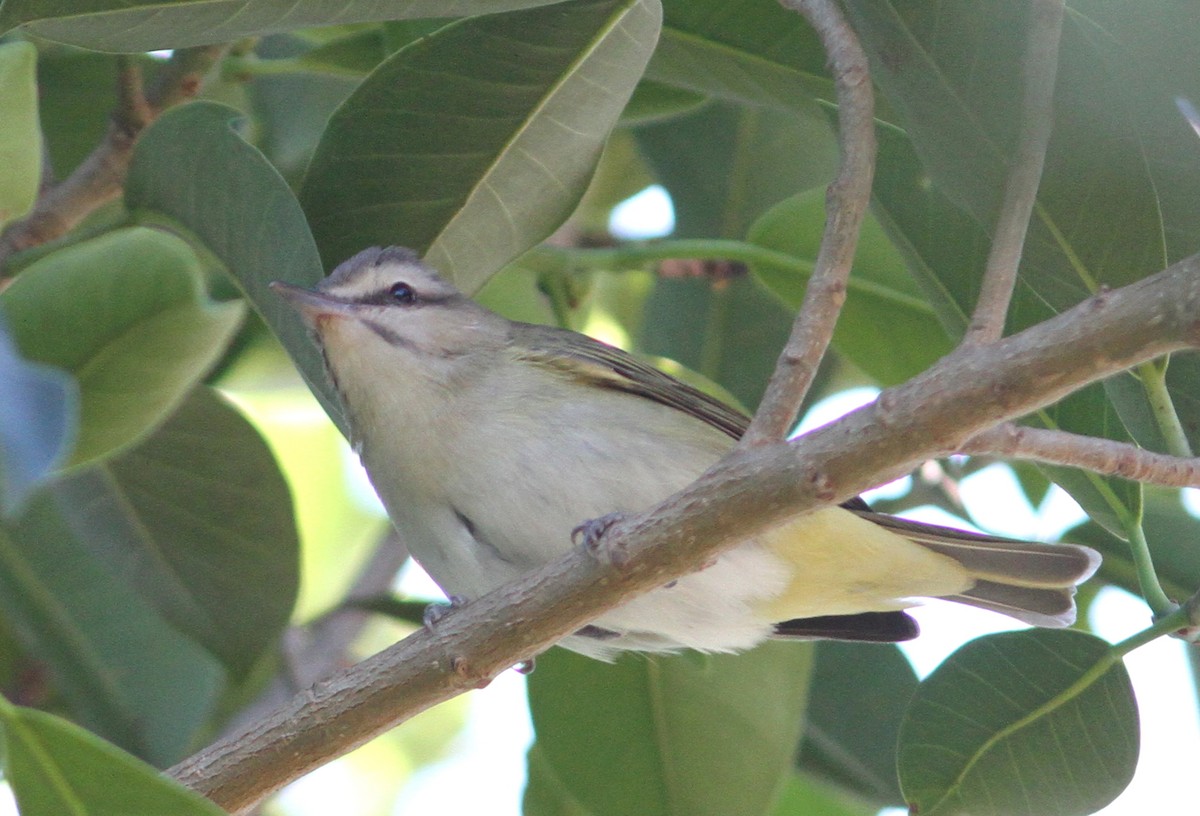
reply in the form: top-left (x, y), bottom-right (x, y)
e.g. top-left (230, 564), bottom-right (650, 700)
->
top-left (269, 280), bottom-right (361, 321)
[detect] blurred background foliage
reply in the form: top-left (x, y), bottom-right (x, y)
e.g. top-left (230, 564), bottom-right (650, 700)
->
top-left (0, 1), bottom-right (1198, 814)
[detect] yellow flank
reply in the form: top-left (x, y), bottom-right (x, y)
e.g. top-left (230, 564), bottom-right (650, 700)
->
top-left (755, 507), bottom-right (975, 622)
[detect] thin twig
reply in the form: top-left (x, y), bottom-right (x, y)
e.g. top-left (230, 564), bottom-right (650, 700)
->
top-left (0, 45), bottom-right (227, 273)
top-left (740, 0), bottom-right (876, 445)
top-left (169, 252), bottom-right (1200, 813)
top-left (962, 424), bottom-right (1200, 488)
top-left (964, 0), bottom-right (1065, 345)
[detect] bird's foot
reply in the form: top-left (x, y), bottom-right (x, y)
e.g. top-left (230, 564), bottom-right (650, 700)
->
top-left (423, 594), bottom-right (468, 629)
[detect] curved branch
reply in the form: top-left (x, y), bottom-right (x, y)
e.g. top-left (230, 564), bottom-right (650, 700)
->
top-left (741, 0), bottom-right (876, 444)
top-left (170, 252), bottom-right (1200, 814)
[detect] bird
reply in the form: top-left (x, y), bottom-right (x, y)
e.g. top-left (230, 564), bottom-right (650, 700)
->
top-left (271, 246), bottom-right (1101, 660)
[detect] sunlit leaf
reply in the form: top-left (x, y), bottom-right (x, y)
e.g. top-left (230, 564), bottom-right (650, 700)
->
top-left (0, 40), bottom-right (39, 228)
top-left (749, 190), bottom-right (952, 385)
top-left (0, 227), bottom-right (245, 468)
top-left (0, 700), bottom-right (227, 815)
top-left (0, 0), bottom-right (556, 51)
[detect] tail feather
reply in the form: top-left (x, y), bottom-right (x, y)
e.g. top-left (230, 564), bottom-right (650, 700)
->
top-left (853, 509), bottom-right (1101, 626)
top-left (952, 581), bottom-right (1078, 627)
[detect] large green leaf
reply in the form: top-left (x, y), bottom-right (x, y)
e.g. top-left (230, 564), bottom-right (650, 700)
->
top-left (0, 227), bottom-right (245, 468)
top-left (0, 700), bottom-right (227, 816)
top-left (526, 642), bottom-right (812, 816)
top-left (796, 642), bottom-right (916, 807)
top-left (300, 0), bottom-right (662, 293)
top-left (0, 484), bottom-right (224, 765)
top-left (749, 190), bottom-right (952, 385)
top-left (124, 102), bottom-right (344, 433)
top-left (57, 387), bottom-right (300, 679)
top-left (0, 40), bottom-right (39, 229)
top-left (0, 0), bottom-right (556, 51)
top-left (897, 630), bottom-right (1138, 816)
top-left (0, 317), bottom-right (76, 518)
top-left (645, 0), bottom-right (833, 113)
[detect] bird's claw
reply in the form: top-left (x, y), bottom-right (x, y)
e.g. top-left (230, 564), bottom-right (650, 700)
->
top-left (423, 595), bottom-right (468, 629)
top-left (572, 512), bottom-right (626, 551)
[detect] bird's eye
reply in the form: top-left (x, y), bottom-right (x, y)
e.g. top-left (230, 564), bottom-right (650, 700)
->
top-left (389, 282), bottom-right (417, 304)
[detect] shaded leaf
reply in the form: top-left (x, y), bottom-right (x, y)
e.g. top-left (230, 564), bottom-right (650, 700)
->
top-left (898, 629), bottom-right (1138, 816)
top-left (59, 387), bottom-right (299, 679)
top-left (124, 102), bottom-right (345, 433)
top-left (797, 642), bottom-right (915, 807)
top-left (749, 190), bottom-right (952, 385)
top-left (646, 0), bottom-right (833, 113)
top-left (0, 0), bottom-right (556, 52)
top-left (0, 700), bottom-right (227, 815)
top-left (0, 40), bottom-right (39, 228)
top-left (633, 102), bottom-right (836, 408)
top-left (300, 0), bottom-right (662, 293)
top-left (527, 642), bottom-right (812, 816)
top-left (0, 316), bottom-right (76, 518)
top-left (0, 485), bottom-right (224, 765)
top-left (0, 227), bottom-right (245, 468)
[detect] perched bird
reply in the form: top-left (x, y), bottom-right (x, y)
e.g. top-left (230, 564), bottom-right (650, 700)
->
top-left (272, 246), bottom-right (1101, 660)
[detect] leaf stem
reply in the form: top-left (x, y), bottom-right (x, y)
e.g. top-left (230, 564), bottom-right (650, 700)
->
top-left (528, 242), bottom-right (934, 312)
top-left (1110, 605), bottom-right (1188, 658)
top-left (1136, 358), bottom-right (1193, 458)
top-left (1124, 519), bottom-right (1175, 616)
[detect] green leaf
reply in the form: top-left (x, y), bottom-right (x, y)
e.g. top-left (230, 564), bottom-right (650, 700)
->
top-left (0, 40), bottom-right (39, 228)
top-left (646, 0), bottom-right (833, 113)
top-left (0, 227), bottom-right (245, 468)
top-left (36, 51), bottom-right (150, 177)
top-left (749, 190), bottom-right (952, 385)
top-left (797, 642), bottom-right (916, 807)
top-left (527, 642), bottom-right (812, 816)
top-left (770, 774), bottom-right (878, 816)
top-left (635, 101), bottom-right (836, 239)
top-left (0, 483), bottom-right (224, 765)
top-left (633, 103), bottom-right (837, 409)
top-left (1065, 487), bottom-right (1200, 606)
top-left (639, 275), bottom-right (793, 412)
top-left (124, 102), bottom-right (345, 433)
top-left (0, 316), bottom-right (77, 518)
top-left (1033, 383), bottom-right (1144, 539)
top-left (0, 0), bottom-right (557, 51)
top-left (897, 630), bottom-right (1138, 816)
top-left (60, 387), bottom-right (300, 679)
top-left (300, 0), bottom-right (663, 293)
top-left (0, 700), bottom-right (227, 815)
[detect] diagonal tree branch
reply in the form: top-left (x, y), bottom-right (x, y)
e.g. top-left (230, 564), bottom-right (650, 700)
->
top-left (741, 0), bottom-right (876, 445)
top-left (963, 0), bottom-right (1065, 345)
top-left (170, 252), bottom-right (1200, 814)
top-left (961, 423), bottom-right (1200, 488)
